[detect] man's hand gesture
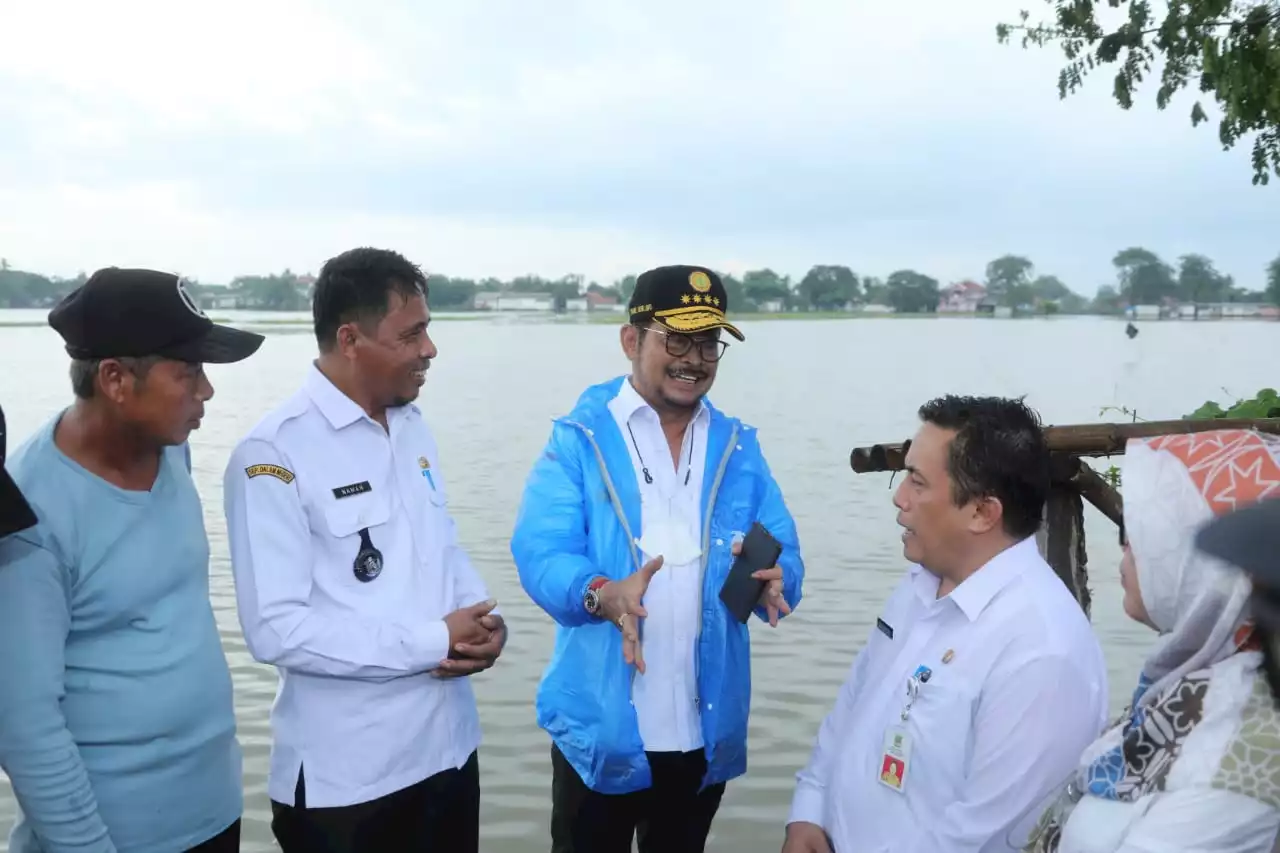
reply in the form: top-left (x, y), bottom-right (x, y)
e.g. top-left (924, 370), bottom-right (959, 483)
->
top-left (597, 556), bottom-right (664, 674)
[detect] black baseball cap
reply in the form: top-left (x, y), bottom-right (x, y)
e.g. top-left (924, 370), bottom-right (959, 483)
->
top-left (48, 267), bottom-right (265, 363)
top-left (0, 404), bottom-right (37, 538)
top-left (628, 265), bottom-right (745, 341)
top-left (1195, 498), bottom-right (1280, 587)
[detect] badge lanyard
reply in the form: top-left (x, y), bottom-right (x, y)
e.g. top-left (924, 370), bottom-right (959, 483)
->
top-left (353, 527), bottom-right (384, 582)
top-left (879, 665), bottom-right (931, 794)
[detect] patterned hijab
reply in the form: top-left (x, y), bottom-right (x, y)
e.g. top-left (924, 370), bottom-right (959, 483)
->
top-left (1125, 429), bottom-right (1280, 706)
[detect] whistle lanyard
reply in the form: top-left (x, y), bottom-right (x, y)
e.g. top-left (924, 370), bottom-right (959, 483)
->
top-left (626, 419), bottom-right (697, 489)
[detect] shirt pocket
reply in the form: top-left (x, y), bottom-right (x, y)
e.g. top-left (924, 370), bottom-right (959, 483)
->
top-left (323, 495), bottom-right (394, 587)
top-left (324, 494), bottom-right (393, 537)
top-left (906, 680), bottom-right (976, 795)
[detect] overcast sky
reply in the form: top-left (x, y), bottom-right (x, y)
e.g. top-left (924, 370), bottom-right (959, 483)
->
top-left (1, 0), bottom-right (1276, 295)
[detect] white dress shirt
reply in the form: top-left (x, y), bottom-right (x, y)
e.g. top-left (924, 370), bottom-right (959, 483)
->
top-left (608, 378), bottom-right (708, 753)
top-left (789, 537), bottom-right (1109, 853)
top-left (223, 364), bottom-right (493, 808)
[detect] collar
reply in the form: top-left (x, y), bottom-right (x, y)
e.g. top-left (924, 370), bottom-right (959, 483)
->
top-left (304, 363), bottom-right (417, 431)
top-left (610, 376), bottom-right (710, 427)
top-left (914, 535), bottom-right (1036, 621)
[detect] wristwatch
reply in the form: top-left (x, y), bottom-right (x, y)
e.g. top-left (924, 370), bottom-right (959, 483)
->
top-left (584, 577), bottom-right (610, 616)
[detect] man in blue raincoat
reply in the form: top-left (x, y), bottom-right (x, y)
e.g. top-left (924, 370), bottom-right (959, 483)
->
top-left (511, 264), bottom-right (805, 853)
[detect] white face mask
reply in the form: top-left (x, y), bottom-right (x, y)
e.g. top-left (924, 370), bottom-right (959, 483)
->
top-left (636, 516), bottom-right (703, 565)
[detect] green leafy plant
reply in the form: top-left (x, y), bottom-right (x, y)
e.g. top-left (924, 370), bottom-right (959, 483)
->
top-left (1185, 387), bottom-right (1280, 419)
top-left (1097, 389), bottom-right (1278, 488)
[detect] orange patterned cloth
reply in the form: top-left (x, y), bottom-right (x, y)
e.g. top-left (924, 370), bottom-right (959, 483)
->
top-left (1138, 429), bottom-right (1280, 512)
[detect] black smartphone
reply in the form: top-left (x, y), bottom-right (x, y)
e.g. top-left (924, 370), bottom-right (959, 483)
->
top-left (719, 522), bottom-right (783, 624)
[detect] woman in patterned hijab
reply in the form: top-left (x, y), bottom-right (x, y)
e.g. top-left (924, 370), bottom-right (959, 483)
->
top-left (1026, 428), bottom-right (1280, 853)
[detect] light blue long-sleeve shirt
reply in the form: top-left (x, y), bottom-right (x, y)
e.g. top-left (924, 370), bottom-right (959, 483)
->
top-left (0, 415), bottom-right (242, 853)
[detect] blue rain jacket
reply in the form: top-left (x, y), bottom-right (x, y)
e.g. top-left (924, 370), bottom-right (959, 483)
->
top-left (510, 376), bottom-right (804, 794)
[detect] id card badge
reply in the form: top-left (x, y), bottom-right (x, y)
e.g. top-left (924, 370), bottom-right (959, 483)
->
top-left (878, 725), bottom-right (912, 793)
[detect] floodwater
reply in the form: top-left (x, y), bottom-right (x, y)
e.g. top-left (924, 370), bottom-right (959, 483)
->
top-left (2, 311), bottom-right (1277, 851)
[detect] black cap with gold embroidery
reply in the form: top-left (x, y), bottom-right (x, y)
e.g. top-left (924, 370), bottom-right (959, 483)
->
top-left (628, 265), bottom-right (744, 341)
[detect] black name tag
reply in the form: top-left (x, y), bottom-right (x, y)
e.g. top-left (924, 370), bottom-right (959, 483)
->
top-left (876, 617), bottom-right (894, 639)
top-left (332, 481), bottom-right (372, 500)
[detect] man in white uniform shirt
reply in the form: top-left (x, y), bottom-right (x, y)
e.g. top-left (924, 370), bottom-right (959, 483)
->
top-left (783, 395), bottom-right (1108, 853)
top-left (223, 247), bottom-right (505, 853)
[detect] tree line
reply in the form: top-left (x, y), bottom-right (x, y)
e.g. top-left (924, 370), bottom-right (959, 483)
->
top-left (2, 250), bottom-right (1278, 314)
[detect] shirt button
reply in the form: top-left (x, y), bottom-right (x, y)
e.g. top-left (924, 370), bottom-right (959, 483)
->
top-left (715, 538), bottom-right (723, 547)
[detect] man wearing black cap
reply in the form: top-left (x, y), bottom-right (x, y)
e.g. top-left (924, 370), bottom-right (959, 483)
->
top-left (0, 268), bottom-right (262, 853)
top-left (512, 265), bottom-right (805, 852)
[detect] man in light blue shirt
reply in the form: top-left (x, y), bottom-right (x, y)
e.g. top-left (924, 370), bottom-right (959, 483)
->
top-left (0, 268), bottom-right (263, 853)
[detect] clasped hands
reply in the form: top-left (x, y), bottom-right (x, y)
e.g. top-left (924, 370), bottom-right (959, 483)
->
top-left (434, 598), bottom-right (507, 678)
top-left (598, 540), bottom-right (791, 672)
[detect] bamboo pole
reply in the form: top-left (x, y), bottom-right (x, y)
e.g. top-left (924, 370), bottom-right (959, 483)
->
top-left (849, 417), bottom-right (1280, 474)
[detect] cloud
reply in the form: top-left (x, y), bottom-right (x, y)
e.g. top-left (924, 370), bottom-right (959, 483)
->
top-left (0, 0), bottom-right (1275, 292)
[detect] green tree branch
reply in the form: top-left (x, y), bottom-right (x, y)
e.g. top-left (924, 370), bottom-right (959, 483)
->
top-left (997, 1), bottom-right (1280, 185)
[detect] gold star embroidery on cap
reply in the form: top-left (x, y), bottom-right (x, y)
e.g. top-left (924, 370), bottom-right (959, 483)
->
top-left (680, 294), bottom-right (691, 304)
top-left (693, 294), bottom-right (703, 303)
top-left (712, 296), bottom-right (721, 306)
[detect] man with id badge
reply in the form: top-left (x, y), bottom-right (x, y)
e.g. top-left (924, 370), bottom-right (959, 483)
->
top-left (223, 248), bottom-right (504, 853)
top-left (784, 396), bottom-right (1108, 853)
top-left (512, 265), bottom-right (805, 853)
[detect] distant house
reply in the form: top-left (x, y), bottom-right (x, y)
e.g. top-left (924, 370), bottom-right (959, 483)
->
top-left (1180, 302), bottom-right (1275, 320)
top-left (1127, 304), bottom-right (1163, 321)
top-left (586, 292), bottom-right (624, 312)
top-left (757, 298), bottom-right (785, 313)
top-left (473, 291), bottom-right (555, 311)
top-left (938, 280), bottom-right (987, 313)
top-left (196, 285), bottom-right (241, 310)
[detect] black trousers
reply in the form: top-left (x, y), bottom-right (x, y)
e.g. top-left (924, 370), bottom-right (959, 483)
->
top-left (550, 744), bottom-right (726, 853)
top-left (187, 819), bottom-right (240, 853)
top-left (270, 752), bottom-right (480, 853)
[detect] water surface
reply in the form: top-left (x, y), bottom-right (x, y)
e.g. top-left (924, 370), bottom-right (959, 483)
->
top-left (3, 313), bottom-right (1276, 851)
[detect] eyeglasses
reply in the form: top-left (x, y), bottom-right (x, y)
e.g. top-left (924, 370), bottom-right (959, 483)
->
top-left (642, 327), bottom-right (729, 363)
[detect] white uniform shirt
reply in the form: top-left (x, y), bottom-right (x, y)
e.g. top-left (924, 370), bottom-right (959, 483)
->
top-left (607, 378), bottom-right (708, 753)
top-left (223, 365), bottom-right (493, 808)
top-left (788, 537), bottom-right (1109, 853)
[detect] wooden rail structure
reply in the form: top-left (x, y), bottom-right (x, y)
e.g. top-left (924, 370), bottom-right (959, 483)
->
top-left (849, 417), bottom-right (1280, 618)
